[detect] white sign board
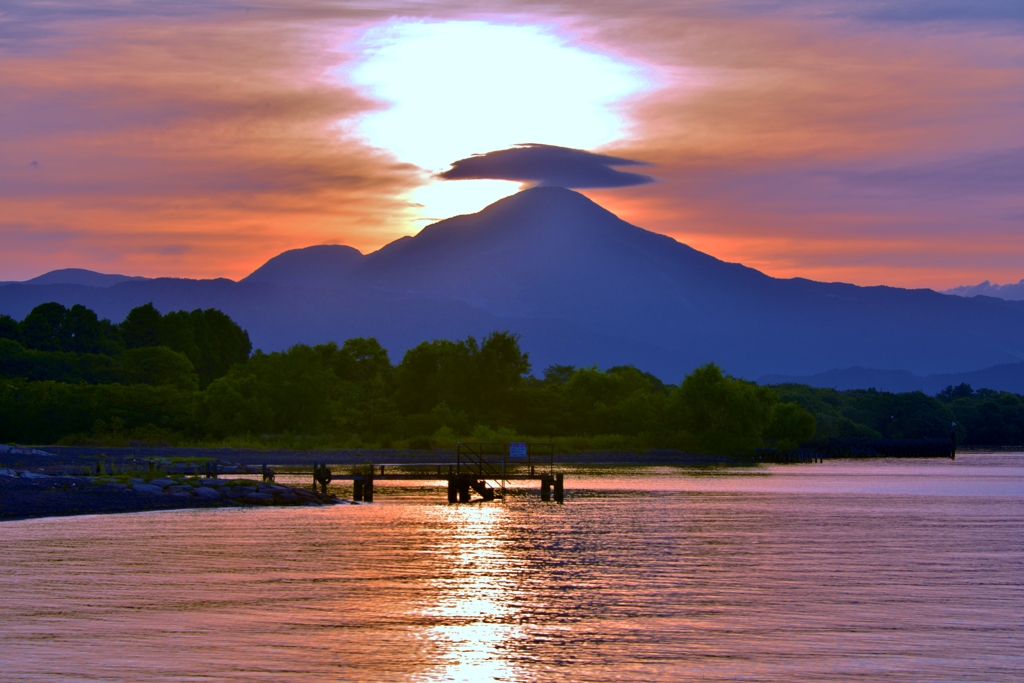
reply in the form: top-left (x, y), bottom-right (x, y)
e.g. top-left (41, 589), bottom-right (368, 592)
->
top-left (508, 442), bottom-right (528, 459)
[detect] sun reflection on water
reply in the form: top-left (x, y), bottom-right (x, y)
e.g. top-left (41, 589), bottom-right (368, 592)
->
top-left (2, 458), bottom-right (1022, 682)
top-left (420, 504), bottom-right (525, 682)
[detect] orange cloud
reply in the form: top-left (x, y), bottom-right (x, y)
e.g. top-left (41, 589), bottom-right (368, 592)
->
top-left (576, 8), bottom-right (1024, 288)
top-left (1, 2), bottom-right (1022, 290)
top-left (0, 14), bottom-right (423, 280)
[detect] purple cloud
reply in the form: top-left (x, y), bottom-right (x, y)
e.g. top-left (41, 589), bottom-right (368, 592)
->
top-left (439, 144), bottom-right (655, 189)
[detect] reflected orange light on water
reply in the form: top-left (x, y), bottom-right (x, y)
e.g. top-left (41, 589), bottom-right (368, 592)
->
top-left (422, 504), bottom-right (525, 682)
top-left (1, 458), bottom-right (1022, 681)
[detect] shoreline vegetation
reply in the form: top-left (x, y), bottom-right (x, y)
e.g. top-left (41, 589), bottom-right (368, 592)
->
top-left (2, 302), bottom-right (1023, 459)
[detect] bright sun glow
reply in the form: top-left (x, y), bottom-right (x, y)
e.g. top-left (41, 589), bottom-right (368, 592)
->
top-left (341, 20), bottom-right (650, 222)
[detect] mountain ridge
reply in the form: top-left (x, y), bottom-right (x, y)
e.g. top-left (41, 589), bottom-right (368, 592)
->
top-left (760, 362), bottom-right (1024, 395)
top-left (3, 188), bottom-right (1024, 383)
top-left (945, 279), bottom-right (1024, 301)
top-left (19, 268), bottom-right (149, 288)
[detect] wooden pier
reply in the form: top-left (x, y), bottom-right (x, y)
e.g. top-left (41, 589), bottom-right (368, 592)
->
top-left (264, 442), bottom-right (565, 504)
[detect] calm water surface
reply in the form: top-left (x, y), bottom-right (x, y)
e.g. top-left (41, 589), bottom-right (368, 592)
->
top-left (1, 454), bottom-right (1022, 682)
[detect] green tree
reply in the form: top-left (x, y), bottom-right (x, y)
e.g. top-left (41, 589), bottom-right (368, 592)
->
top-left (65, 304), bottom-right (121, 355)
top-left (20, 302), bottom-right (71, 351)
top-left (395, 338), bottom-right (473, 415)
top-left (161, 308), bottom-right (251, 387)
top-left (542, 364), bottom-right (575, 386)
top-left (563, 366), bottom-right (666, 435)
top-left (121, 347), bottom-right (199, 391)
top-left (120, 303), bottom-right (162, 349)
top-left (0, 314), bottom-right (22, 343)
top-left (393, 331), bottom-right (529, 428)
top-left (672, 363), bottom-right (776, 453)
top-left (0, 339), bottom-right (121, 384)
top-left (119, 304), bottom-right (250, 387)
top-left (842, 390), bottom-right (953, 439)
top-left (203, 344), bottom-right (345, 437)
top-left (764, 402), bottom-right (817, 445)
top-left (331, 338), bottom-right (396, 435)
top-left (937, 383), bottom-right (974, 402)
top-left (476, 331), bottom-right (531, 418)
top-left (949, 390), bottom-right (1024, 445)
top-left (0, 378), bottom-right (197, 444)
top-left (19, 303), bottom-right (121, 355)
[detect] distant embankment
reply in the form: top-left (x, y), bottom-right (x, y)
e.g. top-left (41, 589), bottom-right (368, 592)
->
top-left (760, 362), bottom-right (1024, 395)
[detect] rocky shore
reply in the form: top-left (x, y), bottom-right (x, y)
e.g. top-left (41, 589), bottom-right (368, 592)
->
top-left (0, 451), bottom-right (344, 522)
top-left (99, 475), bottom-right (340, 507)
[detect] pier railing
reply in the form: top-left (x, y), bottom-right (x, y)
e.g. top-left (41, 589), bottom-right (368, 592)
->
top-left (455, 442), bottom-right (506, 480)
top-left (456, 441), bottom-right (556, 500)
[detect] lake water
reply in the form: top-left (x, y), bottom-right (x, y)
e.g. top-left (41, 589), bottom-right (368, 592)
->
top-left (1, 454), bottom-right (1022, 682)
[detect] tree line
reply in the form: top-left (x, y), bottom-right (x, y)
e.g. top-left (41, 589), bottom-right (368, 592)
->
top-left (1, 303), bottom-right (1021, 450)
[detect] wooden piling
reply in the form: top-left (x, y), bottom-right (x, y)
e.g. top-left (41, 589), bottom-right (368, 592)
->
top-left (353, 478), bottom-right (363, 502)
top-left (364, 475), bottom-right (374, 503)
top-left (447, 477), bottom-right (457, 503)
top-left (554, 473), bottom-right (564, 504)
top-left (541, 475), bottom-right (551, 502)
top-left (458, 477), bottom-right (471, 503)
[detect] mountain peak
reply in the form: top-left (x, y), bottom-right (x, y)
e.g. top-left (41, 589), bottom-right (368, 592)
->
top-left (25, 268), bottom-right (148, 287)
top-left (475, 186), bottom-right (615, 221)
top-left (945, 278), bottom-right (1024, 301)
top-left (243, 244), bottom-right (363, 289)
top-left (391, 186), bottom-right (631, 257)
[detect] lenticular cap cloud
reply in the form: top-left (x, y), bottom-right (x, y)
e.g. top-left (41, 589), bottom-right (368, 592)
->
top-left (439, 144), bottom-right (655, 188)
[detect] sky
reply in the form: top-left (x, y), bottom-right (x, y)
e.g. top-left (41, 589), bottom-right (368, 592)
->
top-left (1, 0), bottom-right (1022, 288)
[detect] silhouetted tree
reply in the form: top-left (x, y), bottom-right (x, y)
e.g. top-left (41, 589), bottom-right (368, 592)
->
top-left (937, 383), bottom-right (974, 402)
top-left (120, 303), bottom-right (162, 349)
top-left (161, 308), bottom-right (251, 387)
top-left (764, 402), bottom-right (816, 444)
top-left (121, 347), bottom-right (199, 391)
top-left (477, 331), bottom-right (531, 417)
top-left (0, 314), bottom-right (22, 343)
top-left (542, 364), bottom-right (575, 386)
top-left (948, 389), bottom-right (1024, 445)
top-left (20, 302), bottom-right (71, 351)
top-left (119, 304), bottom-right (250, 387)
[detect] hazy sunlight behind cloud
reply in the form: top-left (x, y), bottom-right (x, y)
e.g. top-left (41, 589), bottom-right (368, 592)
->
top-left (340, 20), bottom-right (653, 221)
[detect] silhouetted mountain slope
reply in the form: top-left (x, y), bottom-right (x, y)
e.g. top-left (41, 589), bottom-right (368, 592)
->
top-left (22, 268), bottom-right (149, 287)
top-left (0, 279), bottom-right (676, 376)
top-left (3, 187), bottom-right (1024, 381)
top-left (761, 362), bottom-right (1024, 395)
top-left (242, 244), bottom-right (363, 289)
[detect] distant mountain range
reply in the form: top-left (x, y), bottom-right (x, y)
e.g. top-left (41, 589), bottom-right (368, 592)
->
top-left (5, 268), bottom-right (150, 288)
top-left (760, 363), bottom-right (1024, 394)
top-left (945, 279), bottom-right (1024, 301)
top-left (4, 187), bottom-right (1024, 389)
